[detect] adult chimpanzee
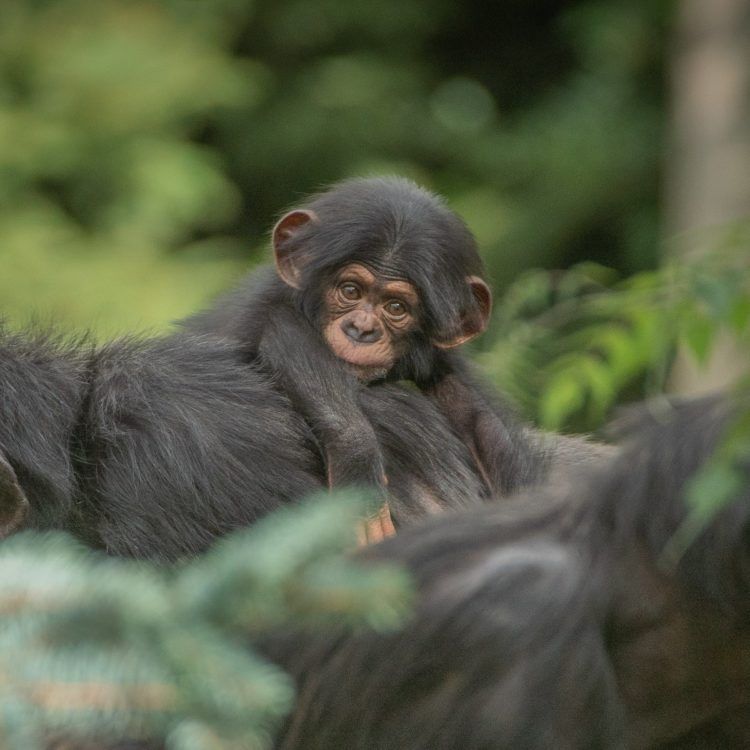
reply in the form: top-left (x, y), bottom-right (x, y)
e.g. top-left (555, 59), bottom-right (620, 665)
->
top-left (0, 327), bottom-right (490, 560)
top-left (0, 177), bottom-right (607, 556)
top-left (185, 177), bottom-right (601, 523)
top-left (263, 396), bottom-right (750, 749)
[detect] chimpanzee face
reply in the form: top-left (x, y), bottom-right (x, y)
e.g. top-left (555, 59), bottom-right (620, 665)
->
top-left (321, 263), bottom-right (420, 379)
top-left (271, 195), bottom-right (493, 381)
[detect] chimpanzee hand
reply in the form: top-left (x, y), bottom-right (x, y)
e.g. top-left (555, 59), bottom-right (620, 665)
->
top-left (356, 501), bottom-right (396, 545)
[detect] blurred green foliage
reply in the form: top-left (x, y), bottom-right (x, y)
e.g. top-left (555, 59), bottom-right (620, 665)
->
top-left (0, 0), bottom-right (253, 333)
top-left (481, 233), bottom-right (750, 431)
top-left (0, 0), bottom-right (671, 337)
top-left (0, 491), bottom-right (412, 748)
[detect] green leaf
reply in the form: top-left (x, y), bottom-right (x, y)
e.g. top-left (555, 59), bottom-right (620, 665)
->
top-left (587, 327), bottom-right (641, 384)
top-left (680, 314), bottom-right (715, 365)
top-left (540, 373), bottom-right (585, 430)
top-left (578, 356), bottom-right (616, 421)
top-left (694, 275), bottom-right (735, 319)
top-left (729, 296), bottom-right (750, 335)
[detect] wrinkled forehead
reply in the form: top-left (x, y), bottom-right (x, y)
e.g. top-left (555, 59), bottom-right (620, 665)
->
top-left (333, 263), bottom-right (420, 304)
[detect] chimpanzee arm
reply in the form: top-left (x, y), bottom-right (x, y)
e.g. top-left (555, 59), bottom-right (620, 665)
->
top-left (425, 350), bottom-right (547, 497)
top-left (258, 306), bottom-right (388, 496)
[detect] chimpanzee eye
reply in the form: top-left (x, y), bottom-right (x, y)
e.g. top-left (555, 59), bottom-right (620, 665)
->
top-left (339, 282), bottom-right (361, 301)
top-left (384, 300), bottom-right (408, 319)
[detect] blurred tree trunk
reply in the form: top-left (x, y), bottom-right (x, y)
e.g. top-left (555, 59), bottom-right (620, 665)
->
top-left (666, 0), bottom-right (750, 395)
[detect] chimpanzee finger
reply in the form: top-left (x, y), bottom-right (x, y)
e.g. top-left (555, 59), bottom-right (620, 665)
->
top-left (356, 502), bottom-right (396, 546)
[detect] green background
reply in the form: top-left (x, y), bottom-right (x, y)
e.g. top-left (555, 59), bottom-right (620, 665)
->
top-left (0, 0), bottom-right (670, 337)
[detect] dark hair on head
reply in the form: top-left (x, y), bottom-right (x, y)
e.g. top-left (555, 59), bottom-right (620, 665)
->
top-left (282, 176), bottom-right (486, 340)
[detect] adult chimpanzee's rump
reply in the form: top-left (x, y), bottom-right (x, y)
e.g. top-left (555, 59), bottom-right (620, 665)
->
top-left (0, 327), bottom-right (487, 560)
top-left (264, 397), bottom-right (750, 749)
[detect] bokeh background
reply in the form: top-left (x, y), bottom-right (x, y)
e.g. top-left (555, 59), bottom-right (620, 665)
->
top-left (1, 0), bottom-right (749, 427)
top-left (1, 5), bottom-right (750, 741)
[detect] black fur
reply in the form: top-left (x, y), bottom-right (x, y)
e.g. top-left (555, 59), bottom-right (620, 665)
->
top-left (0, 176), bottom-right (610, 557)
top-left (0, 325), bottom-right (497, 560)
top-left (184, 176), bottom-right (581, 499)
top-left (264, 396), bottom-right (750, 749)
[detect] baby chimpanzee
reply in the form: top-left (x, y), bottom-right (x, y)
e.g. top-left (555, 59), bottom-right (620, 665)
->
top-left (185, 177), bottom-right (545, 535)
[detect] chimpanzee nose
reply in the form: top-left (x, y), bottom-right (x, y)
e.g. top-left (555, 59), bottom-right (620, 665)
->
top-left (342, 318), bottom-right (382, 344)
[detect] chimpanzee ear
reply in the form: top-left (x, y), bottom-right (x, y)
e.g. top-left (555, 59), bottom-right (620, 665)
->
top-left (272, 209), bottom-right (317, 289)
top-left (435, 276), bottom-right (492, 349)
top-left (0, 454), bottom-right (28, 538)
